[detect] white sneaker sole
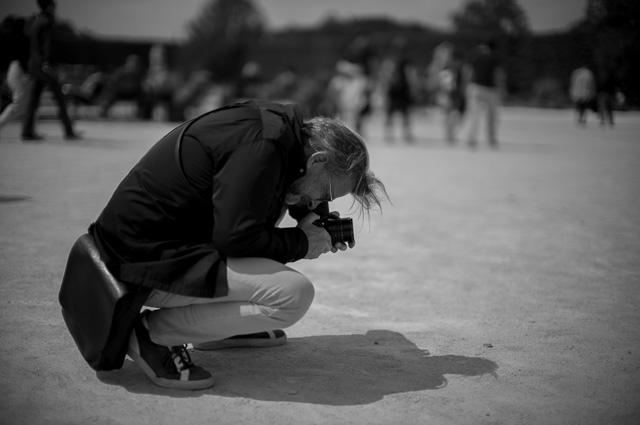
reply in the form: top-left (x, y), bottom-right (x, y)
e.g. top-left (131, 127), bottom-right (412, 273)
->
top-left (193, 331), bottom-right (287, 351)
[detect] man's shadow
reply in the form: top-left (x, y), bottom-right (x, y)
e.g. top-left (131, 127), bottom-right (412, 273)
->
top-left (98, 330), bottom-right (498, 405)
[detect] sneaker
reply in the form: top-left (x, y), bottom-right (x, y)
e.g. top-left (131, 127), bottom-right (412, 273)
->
top-left (193, 330), bottom-right (287, 351)
top-left (21, 133), bottom-right (44, 142)
top-left (127, 312), bottom-right (214, 390)
top-left (65, 132), bottom-right (83, 141)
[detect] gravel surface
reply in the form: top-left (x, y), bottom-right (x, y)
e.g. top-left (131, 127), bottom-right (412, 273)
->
top-left (1, 108), bottom-right (639, 425)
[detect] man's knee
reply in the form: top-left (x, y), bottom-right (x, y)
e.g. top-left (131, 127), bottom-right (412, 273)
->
top-left (287, 273), bottom-right (315, 310)
top-left (274, 273), bottom-right (315, 324)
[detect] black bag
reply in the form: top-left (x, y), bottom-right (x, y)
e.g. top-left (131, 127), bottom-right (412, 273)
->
top-left (59, 233), bottom-right (149, 371)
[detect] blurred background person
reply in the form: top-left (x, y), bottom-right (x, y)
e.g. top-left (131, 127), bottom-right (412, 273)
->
top-left (21, 0), bottom-right (80, 141)
top-left (429, 42), bottom-right (467, 143)
top-left (99, 54), bottom-right (146, 119)
top-left (569, 64), bottom-right (598, 127)
top-left (340, 35), bottom-right (377, 134)
top-left (379, 36), bottom-right (419, 143)
top-left (596, 67), bottom-right (618, 128)
top-left (426, 41), bottom-right (453, 107)
top-left (266, 65), bottom-right (299, 103)
top-left (172, 70), bottom-right (214, 120)
top-left (142, 44), bottom-right (176, 121)
top-left (61, 66), bottom-right (106, 117)
top-left (326, 60), bottom-right (368, 133)
top-left (463, 40), bottom-right (505, 148)
top-left (234, 61), bottom-right (265, 101)
top-left (0, 16), bottom-right (31, 137)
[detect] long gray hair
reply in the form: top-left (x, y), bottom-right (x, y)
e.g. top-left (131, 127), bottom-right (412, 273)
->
top-left (302, 116), bottom-right (389, 217)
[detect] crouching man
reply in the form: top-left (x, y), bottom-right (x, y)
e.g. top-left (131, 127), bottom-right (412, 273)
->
top-left (90, 99), bottom-right (388, 389)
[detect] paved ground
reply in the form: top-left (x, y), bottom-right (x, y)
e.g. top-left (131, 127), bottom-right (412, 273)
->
top-left (0, 107), bottom-right (639, 425)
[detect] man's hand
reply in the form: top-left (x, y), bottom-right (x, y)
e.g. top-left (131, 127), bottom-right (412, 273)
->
top-left (298, 213), bottom-right (332, 259)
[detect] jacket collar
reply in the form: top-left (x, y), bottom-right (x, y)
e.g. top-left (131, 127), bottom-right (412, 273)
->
top-left (282, 103), bottom-right (308, 187)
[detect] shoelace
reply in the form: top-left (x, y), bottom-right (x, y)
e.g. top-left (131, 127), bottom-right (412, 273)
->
top-left (168, 345), bottom-right (193, 372)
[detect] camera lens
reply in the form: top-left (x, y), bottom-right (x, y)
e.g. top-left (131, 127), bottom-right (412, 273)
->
top-left (326, 218), bottom-right (354, 245)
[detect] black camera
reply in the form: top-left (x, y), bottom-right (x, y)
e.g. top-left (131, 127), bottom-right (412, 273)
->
top-left (313, 216), bottom-right (355, 245)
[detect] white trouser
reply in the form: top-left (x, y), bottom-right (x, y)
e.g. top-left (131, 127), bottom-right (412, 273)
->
top-left (143, 257), bottom-right (315, 347)
top-left (465, 83), bottom-right (500, 144)
top-left (0, 61), bottom-right (30, 130)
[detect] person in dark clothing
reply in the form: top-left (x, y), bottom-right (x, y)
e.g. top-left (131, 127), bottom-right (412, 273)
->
top-left (597, 69), bottom-right (618, 127)
top-left (0, 16), bottom-right (31, 135)
top-left (89, 99), bottom-right (388, 390)
top-left (380, 36), bottom-right (418, 143)
top-left (463, 40), bottom-right (505, 147)
top-left (21, 0), bottom-right (80, 141)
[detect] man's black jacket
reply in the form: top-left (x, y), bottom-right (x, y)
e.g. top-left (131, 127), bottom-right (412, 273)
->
top-left (93, 100), bottom-right (320, 298)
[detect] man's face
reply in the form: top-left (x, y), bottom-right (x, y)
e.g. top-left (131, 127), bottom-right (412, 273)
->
top-left (285, 152), bottom-right (352, 210)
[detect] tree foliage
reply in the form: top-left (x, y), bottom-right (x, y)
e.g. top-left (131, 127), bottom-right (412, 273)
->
top-left (584, 0), bottom-right (640, 103)
top-left (586, 0), bottom-right (640, 28)
top-left (450, 0), bottom-right (530, 37)
top-left (180, 0), bottom-right (265, 79)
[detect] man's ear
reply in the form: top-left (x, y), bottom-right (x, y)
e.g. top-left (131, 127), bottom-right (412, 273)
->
top-left (307, 151), bottom-right (329, 168)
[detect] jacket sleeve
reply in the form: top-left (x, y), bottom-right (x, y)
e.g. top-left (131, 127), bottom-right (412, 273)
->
top-left (210, 139), bottom-right (308, 263)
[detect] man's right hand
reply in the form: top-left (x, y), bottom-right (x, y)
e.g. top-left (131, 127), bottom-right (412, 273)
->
top-left (297, 213), bottom-right (332, 259)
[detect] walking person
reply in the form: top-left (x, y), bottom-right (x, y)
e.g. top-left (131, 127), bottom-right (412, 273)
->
top-left (441, 50), bottom-right (467, 143)
top-left (0, 16), bottom-right (31, 136)
top-left (326, 60), bottom-right (368, 133)
top-left (80, 99), bottom-right (388, 390)
top-left (142, 44), bottom-right (175, 121)
top-left (464, 40), bottom-right (506, 147)
top-left (380, 36), bottom-right (419, 143)
top-left (21, 0), bottom-right (81, 141)
top-left (426, 41), bottom-right (453, 106)
top-left (429, 43), bottom-right (467, 143)
top-left (596, 68), bottom-right (617, 128)
top-left (569, 64), bottom-right (598, 127)
top-left (341, 35), bottom-right (377, 134)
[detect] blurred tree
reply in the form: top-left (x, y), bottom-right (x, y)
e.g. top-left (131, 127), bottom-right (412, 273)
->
top-left (180, 0), bottom-right (265, 80)
top-left (450, 0), bottom-right (530, 38)
top-left (584, 0), bottom-right (640, 106)
top-left (0, 14), bottom-right (90, 42)
top-left (586, 0), bottom-right (640, 24)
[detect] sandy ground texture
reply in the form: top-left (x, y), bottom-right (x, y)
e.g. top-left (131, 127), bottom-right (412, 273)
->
top-left (0, 107), bottom-right (639, 425)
